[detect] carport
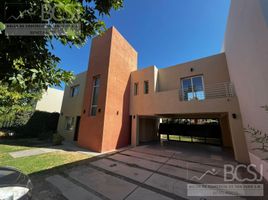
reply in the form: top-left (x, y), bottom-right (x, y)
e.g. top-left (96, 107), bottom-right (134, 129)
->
top-left (133, 113), bottom-right (234, 156)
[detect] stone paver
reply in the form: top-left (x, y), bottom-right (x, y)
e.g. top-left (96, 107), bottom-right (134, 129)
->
top-left (167, 158), bottom-right (224, 176)
top-left (122, 150), bottom-right (169, 163)
top-left (172, 153), bottom-right (237, 168)
top-left (125, 187), bottom-right (173, 200)
top-left (158, 164), bottom-right (224, 184)
top-left (131, 146), bottom-right (176, 157)
top-left (91, 158), bottom-right (153, 182)
top-left (68, 166), bottom-right (137, 200)
top-left (46, 175), bottom-right (101, 200)
top-left (31, 144), bottom-right (267, 200)
top-left (109, 153), bottom-right (162, 171)
top-left (9, 148), bottom-right (58, 158)
top-left (145, 173), bottom-right (190, 199)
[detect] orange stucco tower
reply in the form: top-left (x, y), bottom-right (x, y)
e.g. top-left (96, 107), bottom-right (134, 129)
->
top-left (78, 27), bottom-right (138, 152)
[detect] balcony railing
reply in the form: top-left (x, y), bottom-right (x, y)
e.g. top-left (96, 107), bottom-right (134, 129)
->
top-left (179, 82), bottom-right (235, 101)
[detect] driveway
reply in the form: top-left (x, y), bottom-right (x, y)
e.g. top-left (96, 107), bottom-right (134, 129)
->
top-left (31, 143), bottom-right (268, 200)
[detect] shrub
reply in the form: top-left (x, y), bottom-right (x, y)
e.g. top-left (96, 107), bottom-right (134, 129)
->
top-left (0, 130), bottom-right (7, 137)
top-left (38, 131), bottom-right (54, 140)
top-left (52, 134), bottom-right (64, 145)
top-left (17, 111), bottom-right (60, 138)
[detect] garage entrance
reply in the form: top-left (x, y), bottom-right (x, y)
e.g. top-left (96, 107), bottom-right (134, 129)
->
top-left (137, 113), bottom-right (234, 151)
top-left (159, 118), bottom-right (222, 146)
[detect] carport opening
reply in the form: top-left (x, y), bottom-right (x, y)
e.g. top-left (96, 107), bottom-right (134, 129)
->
top-left (159, 118), bottom-right (222, 146)
top-left (138, 114), bottom-right (234, 154)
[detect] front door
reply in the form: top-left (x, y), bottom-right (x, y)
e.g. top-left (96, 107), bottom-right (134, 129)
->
top-left (73, 116), bottom-right (81, 141)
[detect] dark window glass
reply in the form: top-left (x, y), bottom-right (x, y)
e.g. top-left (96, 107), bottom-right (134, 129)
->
top-left (144, 81), bottom-right (149, 94)
top-left (134, 83), bottom-right (138, 96)
top-left (90, 76), bottom-right (100, 116)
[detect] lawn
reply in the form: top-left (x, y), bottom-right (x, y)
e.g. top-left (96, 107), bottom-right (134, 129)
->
top-left (0, 144), bottom-right (91, 174)
top-left (160, 134), bottom-right (221, 145)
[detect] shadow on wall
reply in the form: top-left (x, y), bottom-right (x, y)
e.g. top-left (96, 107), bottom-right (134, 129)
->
top-left (260, 0), bottom-right (268, 26)
top-left (115, 78), bottom-right (131, 149)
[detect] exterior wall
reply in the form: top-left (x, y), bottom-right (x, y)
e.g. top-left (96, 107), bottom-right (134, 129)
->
top-left (101, 28), bottom-right (138, 151)
top-left (157, 53), bottom-right (230, 92)
top-left (224, 0), bottom-right (268, 177)
top-left (57, 72), bottom-right (87, 141)
top-left (139, 118), bottom-right (159, 143)
top-left (130, 53), bottom-right (249, 163)
top-left (78, 27), bottom-right (137, 152)
top-left (35, 87), bottom-right (64, 113)
top-left (130, 53), bottom-right (232, 116)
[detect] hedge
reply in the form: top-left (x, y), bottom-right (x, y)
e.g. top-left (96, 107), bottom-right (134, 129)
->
top-left (16, 111), bottom-right (60, 139)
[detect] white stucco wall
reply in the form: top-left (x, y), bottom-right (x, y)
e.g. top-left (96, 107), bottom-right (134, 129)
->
top-left (35, 87), bottom-right (64, 113)
top-left (224, 0), bottom-right (268, 179)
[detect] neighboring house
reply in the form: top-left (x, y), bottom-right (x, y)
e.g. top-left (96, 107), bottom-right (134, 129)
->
top-left (224, 0), bottom-right (268, 179)
top-left (57, 72), bottom-right (87, 141)
top-left (58, 0), bottom-right (268, 180)
top-left (35, 87), bottom-right (64, 113)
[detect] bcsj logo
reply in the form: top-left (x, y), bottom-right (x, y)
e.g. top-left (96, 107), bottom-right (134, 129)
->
top-left (41, 4), bottom-right (81, 22)
top-left (224, 164), bottom-right (263, 182)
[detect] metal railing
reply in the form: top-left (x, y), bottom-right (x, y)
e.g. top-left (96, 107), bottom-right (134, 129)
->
top-left (179, 82), bottom-right (235, 101)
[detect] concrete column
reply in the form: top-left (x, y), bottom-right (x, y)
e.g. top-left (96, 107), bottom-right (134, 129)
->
top-left (220, 115), bottom-right (233, 148)
top-left (228, 113), bottom-right (250, 163)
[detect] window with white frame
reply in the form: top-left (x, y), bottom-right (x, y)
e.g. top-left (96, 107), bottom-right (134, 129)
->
top-left (181, 75), bottom-right (205, 101)
top-left (65, 116), bottom-right (75, 131)
top-left (144, 81), bottom-right (149, 94)
top-left (90, 76), bottom-right (100, 116)
top-left (70, 85), bottom-right (80, 97)
top-left (134, 83), bottom-right (139, 96)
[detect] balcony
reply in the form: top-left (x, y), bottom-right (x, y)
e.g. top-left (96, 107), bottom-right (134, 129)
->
top-left (179, 82), bottom-right (235, 101)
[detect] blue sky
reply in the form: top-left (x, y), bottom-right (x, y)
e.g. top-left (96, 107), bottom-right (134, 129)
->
top-left (51, 0), bottom-right (231, 77)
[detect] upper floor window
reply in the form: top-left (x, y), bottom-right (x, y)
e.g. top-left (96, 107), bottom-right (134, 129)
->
top-left (144, 81), bottom-right (149, 94)
top-left (70, 85), bottom-right (80, 97)
top-left (90, 76), bottom-right (100, 116)
top-left (134, 83), bottom-right (139, 96)
top-left (181, 75), bottom-right (205, 101)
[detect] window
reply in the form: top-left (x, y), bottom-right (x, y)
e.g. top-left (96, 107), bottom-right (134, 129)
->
top-left (65, 116), bottom-right (75, 131)
top-left (181, 76), bottom-right (205, 101)
top-left (70, 85), bottom-right (80, 97)
top-left (90, 76), bottom-right (100, 116)
top-left (134, 83), bottom-right (139, 96)
top-left (144, 81), bottom-right (149, 94)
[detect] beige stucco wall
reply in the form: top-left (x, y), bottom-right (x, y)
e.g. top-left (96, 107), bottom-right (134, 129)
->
top-left (57, 71), bottom-right (87, 140)
top-left (130, 53), bottom-right (233, 116)
top-left (139, 117), bottom-right (159, 143)
top-left (35, 87), bottom-right (64, 113)
top-left (157, 53), bottom-right (230, 92)
top-left (224, 0), bottom-right (268, 177)
top-left (130, 53), bottom-right (249, 163)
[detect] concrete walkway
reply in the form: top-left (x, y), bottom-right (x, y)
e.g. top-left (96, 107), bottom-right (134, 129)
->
top-left (9, 141), bottom-right (101, 158)
top-left (31, 143), bottom-right (268, 200)
top-left (9, 148), bottom-right (59, 158)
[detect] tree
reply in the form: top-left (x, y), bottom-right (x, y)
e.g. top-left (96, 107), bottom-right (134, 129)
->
top-left (0, 0), bottom-right (123, 91)
top-left (0, 0), bottom-right (123, 123)
top-left (0, 82), bottom-right (41, 125)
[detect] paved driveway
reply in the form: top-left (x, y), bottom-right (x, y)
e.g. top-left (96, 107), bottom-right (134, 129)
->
top-left (31, 143), bottom-right (267, 200)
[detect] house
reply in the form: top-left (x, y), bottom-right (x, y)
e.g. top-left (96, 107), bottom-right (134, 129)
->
top-left (57, 0), bottom-right (268, 179)
top-left (57, 72), bottom-right (87, 141)
top-left (35, 87), bottom-right (64, 113)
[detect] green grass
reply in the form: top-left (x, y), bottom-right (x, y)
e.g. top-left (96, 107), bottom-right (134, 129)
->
top-left (0, 144), bottom-right (33, 153)
top-left (0, 144), bottom-right (91, 174)
top-left (160, 134), bottom-right (221, 144)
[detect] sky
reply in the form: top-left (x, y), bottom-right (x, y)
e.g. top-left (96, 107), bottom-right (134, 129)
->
top-left (51, 0), bottom-right (231, 78)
